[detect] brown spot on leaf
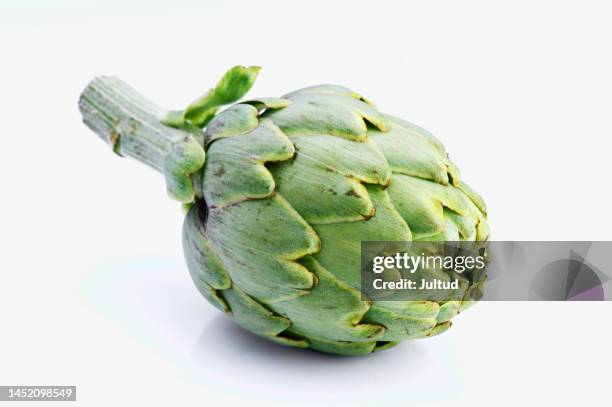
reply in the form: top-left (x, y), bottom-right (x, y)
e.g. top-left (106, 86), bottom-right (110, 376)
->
top-left (214, 165), bottom-right (225, 177)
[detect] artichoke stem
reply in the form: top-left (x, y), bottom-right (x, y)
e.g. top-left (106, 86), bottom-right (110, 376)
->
top-left (78, 76), bottom-right (200, 172)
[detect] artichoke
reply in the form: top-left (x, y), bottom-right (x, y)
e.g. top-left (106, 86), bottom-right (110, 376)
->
top-left (79, 66), bottom-right (489, 355)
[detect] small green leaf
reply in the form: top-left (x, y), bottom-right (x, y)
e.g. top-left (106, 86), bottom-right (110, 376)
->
top-left (183, 65), bottom-right (261, 127)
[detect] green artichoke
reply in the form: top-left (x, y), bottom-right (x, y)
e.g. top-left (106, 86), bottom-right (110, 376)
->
top-left (79, 66), bottom-right (489, 355)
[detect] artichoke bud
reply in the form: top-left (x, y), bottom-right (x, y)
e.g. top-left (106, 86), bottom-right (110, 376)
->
top-left (79, 66), bottom-right (489, 355)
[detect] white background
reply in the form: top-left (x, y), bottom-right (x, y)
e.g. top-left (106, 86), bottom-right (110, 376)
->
top-left (1, 1), bottom-right (611, 406)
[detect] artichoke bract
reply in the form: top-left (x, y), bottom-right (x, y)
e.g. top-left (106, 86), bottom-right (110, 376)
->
top-left (79, 66), bottom-right (489, 355)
